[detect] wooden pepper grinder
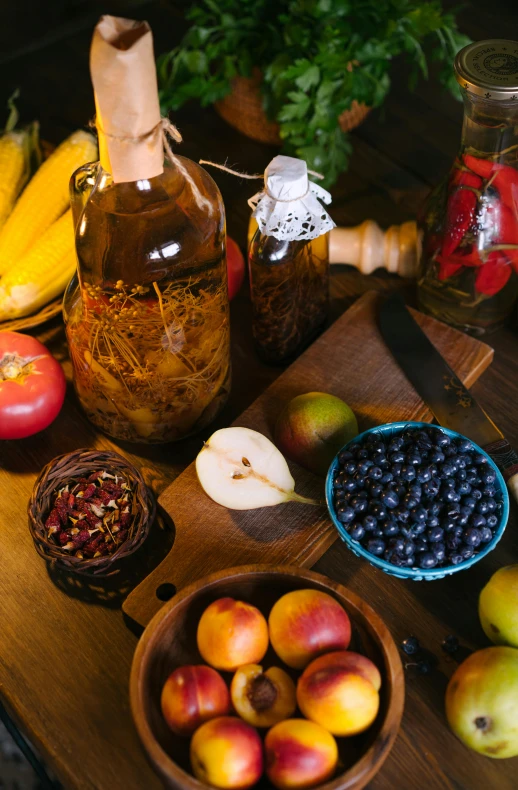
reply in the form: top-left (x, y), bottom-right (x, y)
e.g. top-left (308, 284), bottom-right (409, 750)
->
top-left (248, 217), bottom-right (420, 278)
top-left (329, 219), bottom-right (420, 278)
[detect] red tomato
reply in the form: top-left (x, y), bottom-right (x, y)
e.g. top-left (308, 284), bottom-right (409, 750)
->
top-left (0, 332), bottom-right (66, 440)
top-left (227, 236), bottom-right (245, 300)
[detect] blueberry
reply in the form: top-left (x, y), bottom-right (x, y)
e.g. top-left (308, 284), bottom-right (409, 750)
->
top-left (486, 498), bottom-right (498, 512)
top-left (380, 472), bottom-right (394, 485)
top-left (461, 545), bottom-right (474, 560)
top-left (419, 552), bottom-right (438, 569)
top-left (464, 528), bottom-right (482, 547)
top-left (436, 433), bottom-right (451, 448)
top-left (390, 463), bottom-right (402, 479)
top-left (358, 448), bottom-right (369, 460)
top-left (428, 501), bottom-right (443, 517)
top-left (388, 537), bottom-right (405, 554)
top-left (476, 499), bottom-right (490, 515)
top-left (403, 539), bottom-right (416, 556)
top-left (430, 450), bottom-right (445, 464)
top-left (410, 522), bottom-right (426, 536)
top-left (482, 485), bottom-right (496, 498)
top-left (442, 634), bottom-right (459, 654)
top-left (368, 466), bottom-right (383, 480)
top-left (463, 496), bottom-right (476, 510)
top-left (486, 514), bottom-right (498, 529)
top-left (456, 469), bottom-right (467, 481)
top-left (457, 439), bottom-right (473, 453)
top-left (366, 538), bottom-right (385, 556)
top-left (410, 506), bottom-right (428, 523)
top-left (457, 481), bottom-right (471, 496)
top-left (415, 537), bottom-right (429, 553)
top-left (382, 490), bottom-right (399, 509)
top-left (372, 528), bottom-right (384, 538)
top-left (358, 459), bottom-right (373, 474)
top-left (370, 440), bottom-right (386, 455)
top-left (401, 636), bottom-right (420, 655)
top-left (343, 478), bottom-right (357, 493)
top-left (443, 488), bottom-right (460, 503)
top-left (481, 469), bottom-right (497, 485)
top-left (457, 513), bottom-right (470, 527)
top-left (416, 466), bottom-right (433, 484)
top-left (382, 520), bottom-right (400, 537)
top-left (350, 496), bottom-right (368, 514)
top-left (417, 659), bottom-right (433, 674)
top-left (369, 501), bottom-right (388, 520)
top-left (350, 524), bottom-right (365, 541)
top-left (344, 462), bottom-right (357, 475)
top-left (407, 453), bottom-right (422, 467)
top-left (465, 470), bottom-right (479, 485)
top-left (337, 506), bottom-right (355, 524)
top-left (428, 526), bottom-right (444, 543)
top-left (400, 465), bottom-right (416, 481)
top-left (394, 506), bottom-right (410, 523)
top-left (427, 515), bottom-right (440, 528)
top-left (433, 542), bottom-right (446, 562)
top-left (357, 490), bottom-right (369, 499)
top-left (372, 453), bottom-right (388, 468)
top-left (394, 483), bottom-right (407, 497)
top-left (470, 513), bottom-right (487, 528)
top-left (442, 479), bottom-right (456, 490)
top-left (446, 535), bottom-right (462, 551)
top-left (423, 480), bottom-right (440, 497)
top-left (404, 495), bottom-right (418, 510)
top-left (471, 488), bottom-right (483, 500)
top-left (480, 526), bottom-right (493, 542)
top-left (339, 450), bottom-right (354, 464)
top-left (473, 453), bottom-right (488, 466)
top-left (439, 462), bottom-right (455, 479)
top-left (445, 505), bottom-right (461, 520)
top-left (449, 552), bottom-right (464, 565)
top-left (408, 483), bottom-right (423, 499)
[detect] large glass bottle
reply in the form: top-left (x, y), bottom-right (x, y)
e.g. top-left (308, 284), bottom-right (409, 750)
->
top-left (418, 40), bottom-right (518, 335)
top-left (63, 16), bottom-right (230, 443)
top-left (247, 155), bottom-right (334, 364)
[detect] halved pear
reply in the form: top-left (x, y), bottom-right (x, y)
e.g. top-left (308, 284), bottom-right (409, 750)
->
top-left (196, 427), bottom-right (320, 509)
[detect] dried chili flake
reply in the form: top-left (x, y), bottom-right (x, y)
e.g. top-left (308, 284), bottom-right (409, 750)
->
top-left (44, 468), bottom-right (137, 561)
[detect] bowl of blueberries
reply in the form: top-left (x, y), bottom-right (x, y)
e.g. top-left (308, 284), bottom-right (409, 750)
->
top-left (325, 422), bottom-right (509, 580)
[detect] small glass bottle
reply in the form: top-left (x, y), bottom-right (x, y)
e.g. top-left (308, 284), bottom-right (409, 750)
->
top-left (418, 39), bottom-right (518, 335)
top-left (248, 156), bottom-right (334, 364)
top-left (63, 16), bottom-right (230, 443)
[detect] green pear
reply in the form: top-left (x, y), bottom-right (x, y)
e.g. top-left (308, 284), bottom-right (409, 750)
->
top-left (479, 565), bottom-right (518, 648)
top-left (274, 392), bottom-right (358, 477)
top-left (446, 646), bottom-right (518, 758)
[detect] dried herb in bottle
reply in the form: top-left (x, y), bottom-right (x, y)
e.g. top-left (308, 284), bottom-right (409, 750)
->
top-left (248, 156), bottom-right (334, 364)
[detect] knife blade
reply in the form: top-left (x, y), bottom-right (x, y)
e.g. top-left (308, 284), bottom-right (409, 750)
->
top-left (379, 293), bottom-right (518, 502)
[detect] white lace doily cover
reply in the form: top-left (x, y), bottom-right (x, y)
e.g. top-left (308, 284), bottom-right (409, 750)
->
top-left (248, 155), bottom-right (335, 241)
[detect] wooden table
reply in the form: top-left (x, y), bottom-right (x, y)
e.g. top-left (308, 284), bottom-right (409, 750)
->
top-left (1, 1), bottom-right (518, 788)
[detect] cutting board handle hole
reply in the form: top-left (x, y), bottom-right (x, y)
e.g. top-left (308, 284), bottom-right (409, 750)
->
top-left (156, 583), bottom-right (177, 602)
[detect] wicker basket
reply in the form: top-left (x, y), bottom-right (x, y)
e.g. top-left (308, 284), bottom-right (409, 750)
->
top-left (0, 297), bottom-right (62, 333)
top-left (214, 70), bottom-right (370, 146)
top-left (28, 449), bottom-right (155, 577)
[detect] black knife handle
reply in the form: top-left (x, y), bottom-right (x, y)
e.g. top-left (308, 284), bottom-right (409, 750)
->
top-left (484, 438), bottom-right (518, 505)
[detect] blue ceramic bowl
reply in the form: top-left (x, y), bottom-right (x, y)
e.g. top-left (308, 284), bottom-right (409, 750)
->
top-left (325, 421), bottom-right (509, 581)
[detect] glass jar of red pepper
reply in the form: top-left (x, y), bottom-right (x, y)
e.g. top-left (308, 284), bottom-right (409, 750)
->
top-left (418, 40), bottom-right (518, 335)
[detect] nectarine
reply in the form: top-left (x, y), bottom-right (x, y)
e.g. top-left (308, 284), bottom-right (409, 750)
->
top-left (197, 597), bottom-right (269, 671)
top-left (231, 664), bottom-right (296, 728)
top-left (160, 664), bottom-right (230, 736)
top-left (265, 719), bottom-right (338, 790)
top-left (297, 652), bottom-right (380, 736)
top-left (190, 716), bottom-right (263, 789)
top-left (268, 589), bottom-right (351, 669)
top-left (302, 651), bottom-right (382, 691)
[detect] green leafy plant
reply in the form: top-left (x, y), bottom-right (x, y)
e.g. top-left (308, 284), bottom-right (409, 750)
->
top-left (158, 0), bottom-right (469, 186)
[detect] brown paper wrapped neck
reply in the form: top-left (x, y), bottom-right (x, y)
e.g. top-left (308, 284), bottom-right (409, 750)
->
top-left (90, 16), bottom-right (163, 183)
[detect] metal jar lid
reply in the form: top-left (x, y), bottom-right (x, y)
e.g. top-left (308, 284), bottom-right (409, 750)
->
top-left (455, 40), bottom-right (518, 101)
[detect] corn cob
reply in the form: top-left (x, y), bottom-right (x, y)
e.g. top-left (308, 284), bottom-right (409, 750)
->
top-left (0, 129), bottom-right (97, 276)
top-left (0, 210), bottom-right (76, 320)
top-left (0, 91), bottom-right (40, 232)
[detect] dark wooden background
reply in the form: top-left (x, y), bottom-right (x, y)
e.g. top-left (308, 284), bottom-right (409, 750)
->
top-left (1, 1), bottom-right (518, 788)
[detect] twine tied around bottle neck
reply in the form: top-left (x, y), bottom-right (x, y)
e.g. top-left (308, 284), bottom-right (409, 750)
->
top-left (199, 160), bottom-right (325, 206)
top-left (92, 117), bottom-right (213, 214)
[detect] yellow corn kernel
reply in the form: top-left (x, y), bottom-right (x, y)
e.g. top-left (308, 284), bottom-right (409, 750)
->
top-left (0, 132), bottom-right (29, 231)
top-left (0, 210), bottom-right (76, 319)
top-left (0, 129), bottom-right (96, 275)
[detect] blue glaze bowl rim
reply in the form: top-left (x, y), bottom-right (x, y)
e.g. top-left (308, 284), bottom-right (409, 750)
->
top-left (325, 421), bottom-right (509, 580)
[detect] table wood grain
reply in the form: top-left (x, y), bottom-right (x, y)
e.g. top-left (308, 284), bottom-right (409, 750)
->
top-left (0, 2), bottom-right (517, 789)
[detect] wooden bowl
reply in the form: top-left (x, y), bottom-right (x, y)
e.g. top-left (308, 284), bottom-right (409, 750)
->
top-left (130, 564), bottom-right (404, 790)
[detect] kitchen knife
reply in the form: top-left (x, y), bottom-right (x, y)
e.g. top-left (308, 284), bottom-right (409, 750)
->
top-left (379, 293), bottom-right (518, 503)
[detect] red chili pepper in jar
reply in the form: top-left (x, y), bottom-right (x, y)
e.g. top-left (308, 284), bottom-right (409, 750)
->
top-left (475, 252), bottom-right (512, 296)
top-left (442, 188), bottom-right (477, 257)
top-left (463, 154), bottom-right (494, 179)
top-left (437, 258), bottom-right (464, 281)
top-left (490, 166), bottom-right (518, 211)
top-left (451, 169), bottom-right (482, 189)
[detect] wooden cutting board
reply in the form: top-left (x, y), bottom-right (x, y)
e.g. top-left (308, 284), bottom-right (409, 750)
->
top-left (123, 292), bottom-right (493, 628)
